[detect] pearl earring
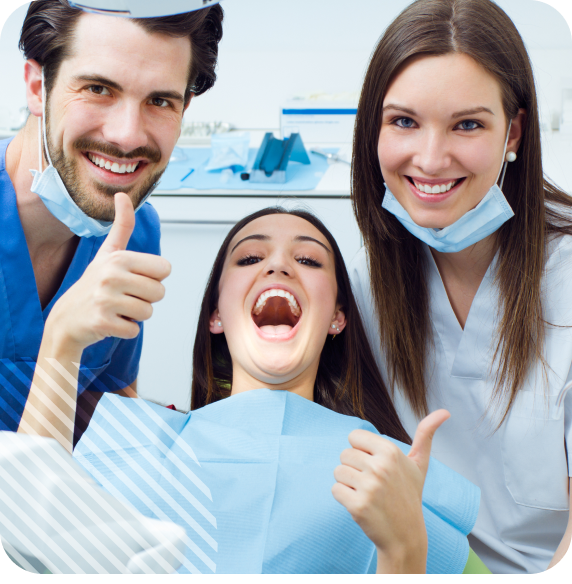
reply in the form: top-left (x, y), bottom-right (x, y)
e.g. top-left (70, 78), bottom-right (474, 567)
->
top-left (217, 321), bottom-right (222, 327)
top-left (506, 151), bottom-right (517, 162)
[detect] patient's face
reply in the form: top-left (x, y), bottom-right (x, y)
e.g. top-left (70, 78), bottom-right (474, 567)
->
top-left (213, 214), bottom-right (345, 399)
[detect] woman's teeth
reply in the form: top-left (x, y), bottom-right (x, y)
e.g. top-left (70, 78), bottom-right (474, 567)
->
top-left (413, 179), bottom-right (460, 194)
top-left (87, 153), bottom-right (140, 174)
top-left (253, 289), bottom-right (301, 316)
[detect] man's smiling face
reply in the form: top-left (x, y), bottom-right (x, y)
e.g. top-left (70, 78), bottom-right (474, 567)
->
top-left (42, 13), bottom-right (191, 220)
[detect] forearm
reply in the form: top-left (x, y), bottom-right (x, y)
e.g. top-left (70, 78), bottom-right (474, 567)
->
top-left (18, 325), bottom-right (84, 454)
top-left (547, 517), bottom-right (571, 569)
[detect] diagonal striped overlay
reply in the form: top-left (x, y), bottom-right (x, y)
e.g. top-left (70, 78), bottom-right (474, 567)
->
top-left (0, 364), bottom-right (214, 584)
top-left (0, 558), bottom-right (211, 584)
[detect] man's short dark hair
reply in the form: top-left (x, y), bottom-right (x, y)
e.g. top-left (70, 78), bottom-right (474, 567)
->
top-left (19, 0), bottom-right (223, 104)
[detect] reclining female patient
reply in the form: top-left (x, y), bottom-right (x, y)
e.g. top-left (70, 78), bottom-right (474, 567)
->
top-left (19, 203), bottom-right (482, 574)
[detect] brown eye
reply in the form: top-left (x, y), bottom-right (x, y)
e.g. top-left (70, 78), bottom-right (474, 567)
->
top-left (88, 85), bottom-right (110, 96)
top-left (237, 254), bottom-right (262, 266)
top-left (151, 97), bottom-right (169, 108)
top-left (296, 256), bottom-right (322, 268)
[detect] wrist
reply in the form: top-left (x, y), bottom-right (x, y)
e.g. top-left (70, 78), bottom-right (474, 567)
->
top-left (42, 317), bottom-right (86, 363)
top-left (376, 537), bottom-right (427, 574)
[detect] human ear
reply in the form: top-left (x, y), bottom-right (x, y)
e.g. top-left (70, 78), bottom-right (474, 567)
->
top-left (24, 60), bottom-right (43, 118)
top-left (506, 108), bottom-right (526, 156)
top-left (329, 307), bottom-right (347, 335)
top-left (209, 309), bottom-right (224, 334)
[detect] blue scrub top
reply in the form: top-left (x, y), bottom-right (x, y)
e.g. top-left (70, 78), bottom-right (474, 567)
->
top-left (0, 137), bottom-right (161, 432)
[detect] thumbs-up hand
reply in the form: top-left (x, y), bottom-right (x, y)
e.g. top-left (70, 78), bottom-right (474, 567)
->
top-left (47, 193), bottom-right (171, 352)
top-left (332, 410), bottom-right (450, 574)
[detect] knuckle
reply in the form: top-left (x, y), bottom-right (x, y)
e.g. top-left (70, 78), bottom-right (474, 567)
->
top-left (142, 303), bottom-right (153, 321)
top-left (370, 460), bottom-right (389, 482)
top-left (156, 283), bottom-right (166, 301)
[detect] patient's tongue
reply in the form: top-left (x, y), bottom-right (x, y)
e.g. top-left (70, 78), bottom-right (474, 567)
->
top-left (260, 324), bottom-right (293, 335)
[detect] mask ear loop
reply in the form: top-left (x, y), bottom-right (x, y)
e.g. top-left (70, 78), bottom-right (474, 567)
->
top-left (497, 119), bottom-right (513, 191)
top-left (38, 68), bottom-right (53, 173)
top-left (37, 74), bottom-right (43, 173)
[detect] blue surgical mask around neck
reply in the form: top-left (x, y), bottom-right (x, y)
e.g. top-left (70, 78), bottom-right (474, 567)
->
top-left (381, 122), bottom-right (515, 254)
top-left (29, 69), bottom-right (152, 238)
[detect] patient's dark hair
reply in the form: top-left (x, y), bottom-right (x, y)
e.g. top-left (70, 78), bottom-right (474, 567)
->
top-left (19, 0), bottom-right (223, 102)
top-left (191, 207), bottom-right (411, 444)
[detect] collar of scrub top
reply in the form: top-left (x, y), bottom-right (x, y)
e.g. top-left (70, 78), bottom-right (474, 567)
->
top-left (69, 0), bottom-right (221, 18)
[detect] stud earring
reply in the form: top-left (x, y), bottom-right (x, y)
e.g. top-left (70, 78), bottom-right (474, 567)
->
top-left (506, 151), bottom-right (517, 162)
top-left (217, 321), bottom-right (222, 327)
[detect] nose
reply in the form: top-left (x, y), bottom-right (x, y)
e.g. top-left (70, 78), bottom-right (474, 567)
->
top-left (411, 128), bottom-right (452, 176)
top-left (101, 100), bottom-right (149, 154)
top-left (265, 252), bottom-right (292, 278)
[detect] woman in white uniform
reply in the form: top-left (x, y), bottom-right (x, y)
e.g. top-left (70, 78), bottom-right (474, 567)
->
top-left (349, 0), bottom-right (572, 573)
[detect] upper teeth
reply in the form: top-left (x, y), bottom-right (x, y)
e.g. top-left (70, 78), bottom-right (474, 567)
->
top-left (413, 180), bottom-right (458, 194)
top-left (88, 153), bottom-right (139, 174)
top-left (253, 289), bottom-right (301, 317)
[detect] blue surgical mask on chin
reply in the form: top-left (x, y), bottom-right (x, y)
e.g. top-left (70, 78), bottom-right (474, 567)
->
top-left (381, 122), bottom-right (515, 254)
top-left (29, 70), bottom-right (152, 238)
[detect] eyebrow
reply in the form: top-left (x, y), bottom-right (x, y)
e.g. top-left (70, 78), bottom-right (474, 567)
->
top-left (73, 74), bottom-right (185, 104)
top-left (230, 234), bottom-right (332, 254)
top-left (293, 235), bottom-right (331, 254)
top-left (382, 104), bottom-right (495, 118)
top-left (231, 234), bottom-right (269, 253)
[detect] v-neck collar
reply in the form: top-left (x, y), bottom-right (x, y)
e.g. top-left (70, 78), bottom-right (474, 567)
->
top-left (0, 138), bottom-right (96, 359)
top-left (424, 244), bottom-right (500, 379)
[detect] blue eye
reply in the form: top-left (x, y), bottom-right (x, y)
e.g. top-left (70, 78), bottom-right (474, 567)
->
top-left (395, 117), bottom-right (415, 129)
top-left (457, 120), bottom-right (481, 131)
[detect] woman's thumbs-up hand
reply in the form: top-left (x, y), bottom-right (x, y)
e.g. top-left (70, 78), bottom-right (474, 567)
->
top-left (332, 409), bottom-right (450, 574)
top-left (47, 192), bottom-right (171, 351)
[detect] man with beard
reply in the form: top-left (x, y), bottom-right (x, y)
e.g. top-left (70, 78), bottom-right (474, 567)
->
top-left (0, 0), bottom-right (223, 436)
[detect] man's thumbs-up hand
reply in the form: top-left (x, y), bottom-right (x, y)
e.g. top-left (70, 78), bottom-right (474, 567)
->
top-left (47, 193), bottom-right (171, 351)
top-left (332, 410), bottom-right (450, 573)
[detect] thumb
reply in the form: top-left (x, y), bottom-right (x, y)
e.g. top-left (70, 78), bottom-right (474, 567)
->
top-left (407, 409), bottom-right (450, 479)
top-left (99, 192), bottom-right (135, 254)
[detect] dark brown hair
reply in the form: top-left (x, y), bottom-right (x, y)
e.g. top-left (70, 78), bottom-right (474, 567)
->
top-left (191, 207), bottom-right (411, 444)
top-left (352, 0), bottom-right (572, 424)
top-left (19, 0), bottom-right (223, 102)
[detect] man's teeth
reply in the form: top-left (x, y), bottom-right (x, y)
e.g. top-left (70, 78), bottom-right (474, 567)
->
top-left (87, 153), bottom-right (139, 174)
top-left (413, 180), bottom-right (459, 194)
top-left (253, 289), bottom-right (301, 316)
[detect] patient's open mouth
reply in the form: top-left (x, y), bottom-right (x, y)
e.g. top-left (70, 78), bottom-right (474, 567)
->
top-left (252, 289), bottom-right (301, 336)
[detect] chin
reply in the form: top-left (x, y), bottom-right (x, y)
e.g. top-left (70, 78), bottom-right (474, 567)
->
top-left (406, 206), bottom-right (461, 229)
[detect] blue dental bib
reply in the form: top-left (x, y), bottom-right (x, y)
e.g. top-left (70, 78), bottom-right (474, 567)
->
top-left (73, 389), bottom-right (480, 574)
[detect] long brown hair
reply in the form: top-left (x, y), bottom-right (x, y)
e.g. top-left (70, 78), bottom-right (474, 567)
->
top-left (352, 0), bottom-right (572, 424)
top-left (191, 207), bottom-right (411, 443)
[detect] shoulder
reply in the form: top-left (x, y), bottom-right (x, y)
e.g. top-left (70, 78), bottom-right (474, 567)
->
top-left (127, 201), bottom-right (161, 256)
top-left (0, 137), bottom-right (13, 176)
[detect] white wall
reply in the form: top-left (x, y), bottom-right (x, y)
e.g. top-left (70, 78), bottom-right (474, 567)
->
top-left (0, 0), bottom-right (571, 131)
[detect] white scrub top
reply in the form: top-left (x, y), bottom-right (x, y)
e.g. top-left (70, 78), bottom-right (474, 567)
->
top-left (349, 235), bottom-right (572, 574)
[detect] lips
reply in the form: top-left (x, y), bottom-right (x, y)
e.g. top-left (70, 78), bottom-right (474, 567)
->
top-left (405, 175), bottom-right (466, 202)
top-left (83, 152), bottom-right (148, 183)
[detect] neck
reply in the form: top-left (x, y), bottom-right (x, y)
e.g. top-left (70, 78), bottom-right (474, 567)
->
top-left (430, 233), bottom-right (498, 282)
top-left (429, 234), bottom-right (498, 329)
top-left (230, 363), bottom-right (318, 402)
top-left (6, 115), bottom-right (76, 257)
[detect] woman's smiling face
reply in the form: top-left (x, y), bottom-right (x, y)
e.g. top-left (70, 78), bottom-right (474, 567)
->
top-left (211, 214), bottom-right (346, 400)
top-left (378, 52), bottom-right (524, 229)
